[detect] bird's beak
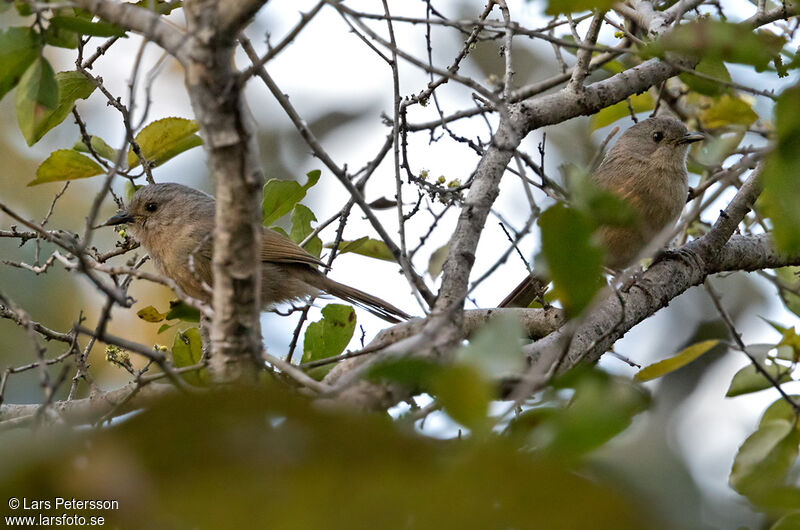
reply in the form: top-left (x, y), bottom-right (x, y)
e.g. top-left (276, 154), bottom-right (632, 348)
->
top-left (676, 132), bottom-right (705, 145)
top-left (101, 211), bottom-right (135, 227)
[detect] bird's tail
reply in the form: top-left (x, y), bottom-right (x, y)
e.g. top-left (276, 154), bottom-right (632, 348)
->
top-left (309, 275), bottom-right (411, 323)
top-left (498, 274), bottom-right (549, 308)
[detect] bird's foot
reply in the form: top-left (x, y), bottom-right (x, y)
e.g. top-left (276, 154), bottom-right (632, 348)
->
top-left (651, 247), bottom-right (702, 270)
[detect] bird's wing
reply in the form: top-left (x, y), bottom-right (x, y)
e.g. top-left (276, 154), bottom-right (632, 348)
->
top-left (261, 228), bottom-right (328, 268)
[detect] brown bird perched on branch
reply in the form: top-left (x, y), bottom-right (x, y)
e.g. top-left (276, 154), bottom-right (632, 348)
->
top-left (103, 183), bottom-right (410, 323)
top-left (499, 116), bottom-right (704, 308)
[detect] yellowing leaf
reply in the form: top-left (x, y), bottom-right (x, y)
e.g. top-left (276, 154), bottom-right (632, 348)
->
top-left (699, 94), bottom-right (758, 129)
top-left (136, 305), bottom-right (167, 323)
top-left (591, 93), bottom-right (654, 130)
top-left (29, 150), bottom-right (103, 186)
top-left (329, 237), bottom-right (396, 262)
top-left (427, 243), bottom-right (449, 279)
top-left (634, 340), bottom-right (720, 382)
top-left (128, 117), bottom-right (201, 168)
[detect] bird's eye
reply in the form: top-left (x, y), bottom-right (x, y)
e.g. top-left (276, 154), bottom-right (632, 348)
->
top-left (652, 131), bottom-right (664, 143)
top-left (144, 202), bottom-right (158, 212)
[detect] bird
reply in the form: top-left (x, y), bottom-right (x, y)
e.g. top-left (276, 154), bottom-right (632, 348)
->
top-left (103, 182), bottom-right (410, 323)
top-left (499, 116), bottom-right (704, 308)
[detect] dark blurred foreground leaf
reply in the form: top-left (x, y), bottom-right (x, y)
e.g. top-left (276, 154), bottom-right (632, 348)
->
top-left (648, 20), bottom-right (785, 72)
top-left (543, 0), bottom-right (615, 15)
top-left (539, 203), bottom-right (604, 316)
top-left (679, 58), bottom-right (732, 96)
top-left (511, 368), bottom-right (650, 459)
top-left (0, 386), bottom-right (649, 529)
top-left (50, 15), bottom-right (127, 38)
top-left (730, 412), bottom-right (800, 510)
top-left (761, 85), bottom-right (800, 254)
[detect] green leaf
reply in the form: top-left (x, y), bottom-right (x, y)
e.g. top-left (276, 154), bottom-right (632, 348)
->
top-left (165, 300), bottom-right (201, 323)
top-left (328, 237), bottom-right (396, 262)
top-left (539, 203), bottom-right (604, 316)
top-left (157, 323), bottom-right (175, 334)
top-left (137, 305), bottom-right (167, 323)
top-left (302, 304), bottom-right (356, 364)
top-left (43, 20), bottom-right (79, 49)
top-left (569, 171), bottom-right (637, 228)
top-left (124, 181), bottom-right (143, 201)
top-left (634, 340), bottom-right (720, 382)
top-left (647, 20), bottom-right (786, 72)
top-left (691, 130), bottom-right (745, 169)
top-left (726, 363), bottom-right (793, 397)
top-left (22, 70), bottom-right (96, 147)
top-left (427, 243), bottom-right (449, 279)
top-left (262, 170), bottom-right (321, 226)
top-left (776, 267), bottom-right (800, 318)
top-left (15, 57), bottom-right (60, 145)
top-left (532, 368), bottom-right (650, 458)
top-left (29, 150), bottom-right (104, 186)
top-left (457, 313), bottom-right (524, 379)
top-left (699, 94), bottom-right (758, 129)
top-left (134, 0), bottom-right (181, 14)
top-left (590, 93), bottom-right (654, 130)
top-left (171, 328), bottom-right (208, 387)
top-left (73, 135), bottom-right (117, 161)
top-left (679, 58), bottom-right (732, 96)
top-left (772, 512), bottom-right (800, 530)
top-left (762, 86), bottom-right (800, 254)
top-left (50, 15), bottom-right (127, 38)
top-left (367, 358), bottom-right (443, 387)
top-left (760, 396), bottom-right (800, 428)
top-left (761, 317), bottom-right (789, 335)
top-left (128, 117), bottom-right (201, 168)
top-left (431, 364), bottom-right (492, 431)
top-left (730, 419), bottom-right (800, 499)
top-left (289, 204), bottom-right (322, 258)
top-left (545, 0), bottom-right (615, 16)
top-left (0, 27), bottom-right (39, 101)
